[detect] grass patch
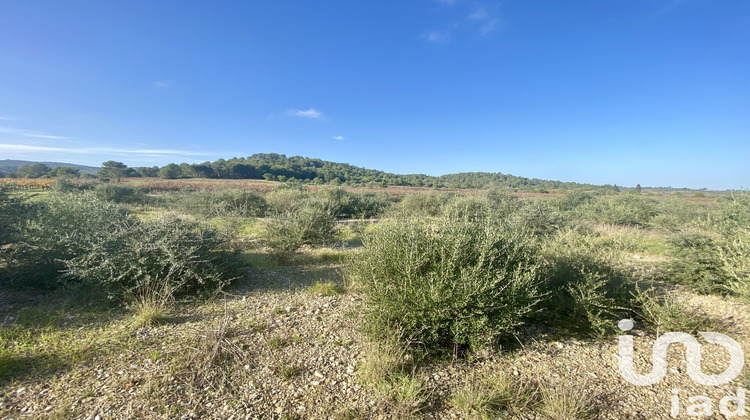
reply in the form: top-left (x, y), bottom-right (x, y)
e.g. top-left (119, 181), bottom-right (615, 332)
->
top-left (307, 281), bottom-right (343, 296)
top-left (450, 371), bottom-right (535, 419)
top-left (267, 336), bottom-right (289, 350)
top-left (536, 383), bottom-right (597, 420)
top-left (634, 288), bottom-right (728, 335)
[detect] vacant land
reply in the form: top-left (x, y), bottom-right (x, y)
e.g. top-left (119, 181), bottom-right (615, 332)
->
top-left (0, 179), bottom-right (747, 419)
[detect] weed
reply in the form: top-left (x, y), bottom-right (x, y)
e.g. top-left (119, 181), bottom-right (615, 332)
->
top-left (307, 281), bottom-right (342, 296)
top-left (450, 371), bottom-right (534, 419)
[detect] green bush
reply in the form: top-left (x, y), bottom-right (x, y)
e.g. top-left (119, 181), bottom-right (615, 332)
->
top-left (165, 189), bottom-right (267, 218)
top-left (485, 189), bottom-right (523, 217)
top-left (95, 184), bottom-right (148, 204)
top-left (664, 229), bottom-right (726, 294)
top-left (317, 188), bottom-right (393, 219)
top-left (346, 213), bottom-right (542, 355)
top-left (390, 191), bottom-right (458, 217)
top-left (63, 214), bottom-right (239, 298)
top-left (538, 229), bottom-right (638, 336)
top-left (663, 194), bottom-right (750, 299)
top-left (0, 186), bottom-right (25, 246)
top-left (556, 191), bottom-right (594, 212)
top-left (264, 186), bottom-right (310, 212)
top-left (2, 193), bottom-right (130, 288)
top-left (441, 195), bottom-right (493, 222)
top-left (512, 200), bottom-right (565, 236)
top-left (584, 194), bottom-right (657, 226)
top-left (262, 196), bottom-right (338, 260)
top-left (651, 197), bottom-right (712, 231)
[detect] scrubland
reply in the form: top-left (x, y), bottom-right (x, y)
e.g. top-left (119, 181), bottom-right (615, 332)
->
top-left (1, 179), bottom-right (749, 419)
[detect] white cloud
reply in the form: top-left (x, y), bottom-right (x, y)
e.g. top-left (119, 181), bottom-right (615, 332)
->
top-left (0, 143), bottom-right (209, 156)
top-left (479, 18), bottom-right (499, 35)
top-left (467, 5), bottom-right (489, 21)
top-left (153, 80), bottom-right (176, 88)
top-left (0, 126), bottom-right (68, 140)
top-left (286, 108), bottom-right (324, 119)
top-left (0, 115), bottom-right (14, 121)
top-left (466, 3), bottom-right (501, 35)
top-left (333, 136), bottom-right (344, 141)
top-left (422, 30), bottom-right (451, 44)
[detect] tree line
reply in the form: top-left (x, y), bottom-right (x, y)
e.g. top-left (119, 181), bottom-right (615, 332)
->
top-left (3, 154), bottom-right (617, 191)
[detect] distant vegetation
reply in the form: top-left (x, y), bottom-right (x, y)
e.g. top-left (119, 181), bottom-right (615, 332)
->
top-left (2, 154), bottom-right (625, 192)
top-left (1, 177), bottom-right (748, 418)
top-left (0, 159), bottom-right (98, 178)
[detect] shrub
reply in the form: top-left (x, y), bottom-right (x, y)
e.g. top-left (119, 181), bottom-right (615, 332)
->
top-left (651, 197), bottom-right (712, 231)
top-left (0, 186), bottom-right (25, 246)
top-left (556, 191), bottom-right (594, 212)
top-left (389, 191), bottom-right (458, 217)
top-left (262, 196), bottom-right (338, 260)
top-left (718, 227), bottom-right (750, 300)
top-left (512, 199), bottom-right (565, 236)
top-left (2, 193), bottom-right (130, 288)
top-left (484, 189), bottom-right (522, 217)
top-left (95, 184), bottom-right (148, 204)
top-left (346, 213), bottom-right (542, 355)
top-left (538, 229), bottom-right (638, 336)
top-left (584, 194), bottom-right (657, 226)
top-left (660, 194), bottom-right (750, 299)
top-left (264, 184), bottom-right (310, 212)
top-left (441, 195), bottom-right (493, 222)
top-left (664, 229), bottom-right (726, 294)
top-left (64, 214), bottom-right (239, 299)
top-left (165, 189), bottom-right (267, 218)
top-left (317, 188), bottom-right (393, 219)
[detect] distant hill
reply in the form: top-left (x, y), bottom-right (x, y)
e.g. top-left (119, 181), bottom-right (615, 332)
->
top-left (0, 155), bottom-right (620, 191)
top-left (148, 153), bottom-right (618, 192)
top-left (0, 160), bottom-right (100, 176)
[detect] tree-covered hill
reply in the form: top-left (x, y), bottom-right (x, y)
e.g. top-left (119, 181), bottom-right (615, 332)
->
top-left (138, 153), bottom-right (616, 191)
top-left (0, 154), bottom-right (617, 191)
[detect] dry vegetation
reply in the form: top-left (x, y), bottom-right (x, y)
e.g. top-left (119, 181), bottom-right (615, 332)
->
top-left (0, 181), bottom-right (747, 419)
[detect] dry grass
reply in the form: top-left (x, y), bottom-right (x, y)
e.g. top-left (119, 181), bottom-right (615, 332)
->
top-left (307, 281), bottom-right (342, 296)
top-left (181, 308), bottom-right (248, 392)
top-left (450, 371), bottom-right (535, 419)
top-left (536, 384), bottom-right (597, 420)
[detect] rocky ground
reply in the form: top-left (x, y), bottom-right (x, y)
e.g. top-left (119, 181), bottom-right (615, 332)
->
top-left (1, 255), bottom-right (749, 419)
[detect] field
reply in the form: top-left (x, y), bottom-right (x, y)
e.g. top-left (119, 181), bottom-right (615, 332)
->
top-left (1, 178), bottom-right (748, 419)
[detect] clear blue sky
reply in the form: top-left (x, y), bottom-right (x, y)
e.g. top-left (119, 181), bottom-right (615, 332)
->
top-left (1, 1), bottom-right (748, 189)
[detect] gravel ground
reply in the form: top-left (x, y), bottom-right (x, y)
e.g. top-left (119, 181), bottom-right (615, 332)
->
top-left (2, 262), bottom-right (749, 419)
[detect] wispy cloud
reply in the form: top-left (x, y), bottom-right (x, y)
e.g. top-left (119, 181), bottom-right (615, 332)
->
top-left (422, 30), bottom-right (451, 44)
top-left (333, 135), bottom-right (344, 141)
top-left (422, 1), bottom-right (504, 43)
top-left (286, 108), bottom-right (324, 119)
top-left (0, 143), bottom-right (215, 158)
top-left (153, 80), bottom-right (176, 88)
top-left (466, 3), bottom-right (502, 35)
top-left (0, 126), bottom-right (68, 140)
top-left (0, 115), bottom-right (15, 121)
top-left (467, 5), bottom-right (489, 21)
top-left (478, 18), bottom-right (499, 35)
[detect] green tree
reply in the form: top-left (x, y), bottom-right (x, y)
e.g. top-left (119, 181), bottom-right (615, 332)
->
top-left (635, 184), bottom-right (642, 194)
top-left (16, 163), bottom-right (50, 178)
top-left (49, 166), bottom-right (80, 177)
top-left (98, 161), bottom-right (129, 183)
top-left (158, 163), bottom-right (182, 179)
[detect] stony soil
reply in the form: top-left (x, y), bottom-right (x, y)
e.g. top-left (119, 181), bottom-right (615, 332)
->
top-left (1, 261), bottom-right (749, 420)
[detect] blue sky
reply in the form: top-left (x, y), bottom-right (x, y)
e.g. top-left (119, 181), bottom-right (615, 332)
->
top-left (0, 0), bottom-right (748, 189)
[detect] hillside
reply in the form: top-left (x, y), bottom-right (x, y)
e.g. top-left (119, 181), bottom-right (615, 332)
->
top-left (0, 160), bottom-right (99, 176)
top-left (145, 153), bottom-right (619, 192)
